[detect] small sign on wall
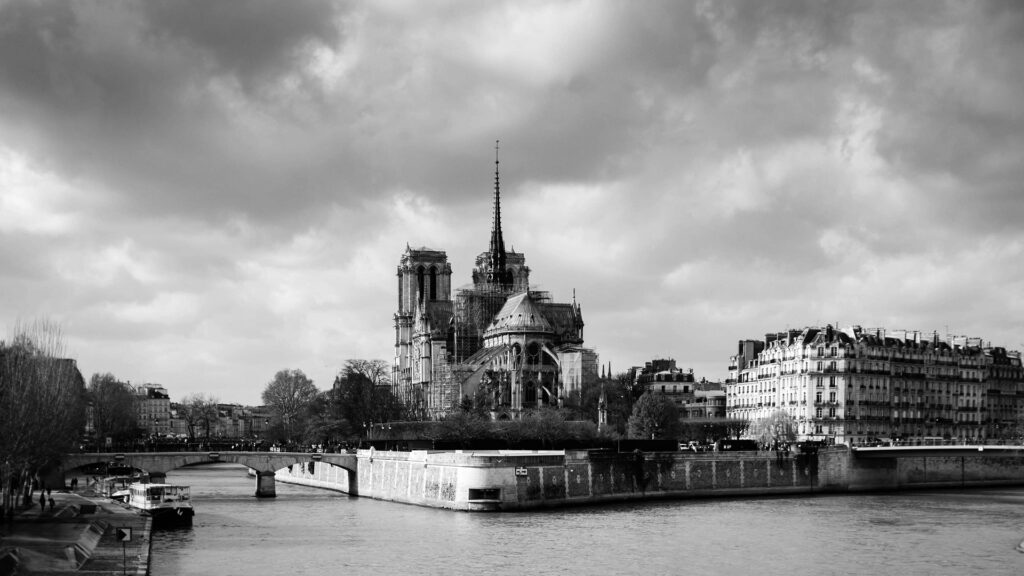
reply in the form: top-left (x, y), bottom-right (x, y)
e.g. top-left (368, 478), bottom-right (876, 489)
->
top-left (515, 467), bottom-right (528, 476)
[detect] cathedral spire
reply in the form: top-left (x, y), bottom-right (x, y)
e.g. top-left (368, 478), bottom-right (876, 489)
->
top-left (487, 140), bottom-right (508, 286)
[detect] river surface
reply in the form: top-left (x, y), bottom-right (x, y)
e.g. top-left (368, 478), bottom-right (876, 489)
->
top-left (150, 463), bottom-right (1024, 576)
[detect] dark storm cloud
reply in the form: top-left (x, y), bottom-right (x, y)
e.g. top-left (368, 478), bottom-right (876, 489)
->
top-left (139, 0), bottom-right (343, 89)
top-left (0, 0), bottom-right (360, 226)
top-left (853, 0), bottom-right (1024, 234)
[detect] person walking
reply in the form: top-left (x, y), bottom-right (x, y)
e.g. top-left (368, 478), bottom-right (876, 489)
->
top-left (48, 497), bottom-right (55, 512)
top-left (39, 492), bottom-right (46, 512)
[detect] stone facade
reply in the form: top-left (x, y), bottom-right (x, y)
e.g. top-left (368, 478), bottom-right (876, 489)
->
top-left (631, 359), bottom-right (727, 419)
top-left (726, 325), bottom-right (1024, 445)
top-left (134, 384), bottom-right (170, 436)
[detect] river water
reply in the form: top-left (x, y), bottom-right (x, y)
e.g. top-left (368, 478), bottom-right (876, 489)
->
top-left (150, 463), bottom-right (1024, 576)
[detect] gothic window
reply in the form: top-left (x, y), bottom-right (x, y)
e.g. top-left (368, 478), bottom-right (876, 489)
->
top-left (527, 342), bottom-right (540, 365)
top-left (429, 266), bottom-right (438, 300)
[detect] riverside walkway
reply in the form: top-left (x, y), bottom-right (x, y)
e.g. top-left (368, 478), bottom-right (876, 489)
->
top-left (1, 489), bottom-right (151, 574)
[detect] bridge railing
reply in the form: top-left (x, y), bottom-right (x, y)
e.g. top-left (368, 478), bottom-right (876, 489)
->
top-left (75, 440), bottom-right (356, 454)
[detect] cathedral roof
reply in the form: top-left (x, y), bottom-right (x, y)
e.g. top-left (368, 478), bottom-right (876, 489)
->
top-left (537, 302), bottom-right (583, 342)
top-left (407, 245), bottom-right (444, 254)
top-left (484, 292), bottom-right (554, 337)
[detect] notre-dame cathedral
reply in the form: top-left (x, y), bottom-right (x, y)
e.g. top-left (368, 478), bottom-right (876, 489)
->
top-left (392, 147), bottom-right (598, 419)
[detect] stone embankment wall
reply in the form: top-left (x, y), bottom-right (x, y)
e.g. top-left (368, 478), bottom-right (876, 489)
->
top-left (278, 449), bottom-right (820, 510)
top-left (846, 453), bottom-right (1024, 491)
top-left (274, 447), bottom-right (1024, 511)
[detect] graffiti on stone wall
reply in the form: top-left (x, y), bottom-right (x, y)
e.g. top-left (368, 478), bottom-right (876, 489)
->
top-left (542, 468), bottom-right (566, 499)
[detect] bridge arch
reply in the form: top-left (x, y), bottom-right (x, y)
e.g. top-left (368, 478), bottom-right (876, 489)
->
top-left (58, 452), bottom-right (359, 498)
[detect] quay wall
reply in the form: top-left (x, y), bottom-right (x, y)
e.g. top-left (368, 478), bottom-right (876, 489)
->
top-left (273, 447), bottom-right (1024, 511)
top-left (846, 453), bottom-right (1024, 491)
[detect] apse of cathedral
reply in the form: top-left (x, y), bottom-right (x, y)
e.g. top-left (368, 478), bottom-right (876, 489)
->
top-left (392, 146), bottom-right (598, 420)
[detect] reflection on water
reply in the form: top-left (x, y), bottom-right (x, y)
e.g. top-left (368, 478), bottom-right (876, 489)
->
top-left (151, 463), bottom-right (1024, 576)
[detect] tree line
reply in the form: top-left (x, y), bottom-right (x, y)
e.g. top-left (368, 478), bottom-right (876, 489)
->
top-left (259, 360), bottom-right (759, 449)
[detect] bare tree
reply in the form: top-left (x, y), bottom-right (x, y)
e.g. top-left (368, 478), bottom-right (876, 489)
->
top-left (180, 393), bottom-right (220, 440)
top-left (1, 320), bottom-right (87, 516)
top-left (333, 359), bottom-right (405, 435)
top-left (750, 410), bottom-right (797, 448)
top-left (344, 359), bottom-right (390, 386)
top-left (262, 369), bottom-right (318, 443)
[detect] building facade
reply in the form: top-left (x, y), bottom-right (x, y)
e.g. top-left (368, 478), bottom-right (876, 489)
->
top-left (135, 384), bottom-right (171, 437)
top-left (726, 325), bottom-right (1024, 445)
top-left (632, 359), bottom-right (726, 420)
top-left (392, 150), bottom-right (597, 419)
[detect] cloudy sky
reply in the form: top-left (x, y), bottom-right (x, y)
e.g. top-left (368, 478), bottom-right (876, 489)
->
top-left (2, 0), bottom-right (1023, 405)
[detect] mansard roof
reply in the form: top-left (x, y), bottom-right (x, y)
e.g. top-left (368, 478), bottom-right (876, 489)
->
top-left (807, 326), bottom-right (853, 346)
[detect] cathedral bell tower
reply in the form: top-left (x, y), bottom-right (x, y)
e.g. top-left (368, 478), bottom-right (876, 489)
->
top-left (393, 246), bottom-right (451, 405)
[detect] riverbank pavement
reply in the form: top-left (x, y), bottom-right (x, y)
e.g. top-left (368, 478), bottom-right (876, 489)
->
top-left (0, 488), bottom-right (151, 575)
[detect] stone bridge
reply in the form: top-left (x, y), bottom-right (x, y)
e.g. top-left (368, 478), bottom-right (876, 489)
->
top-left (58, 451), bottom-right (359, 498)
